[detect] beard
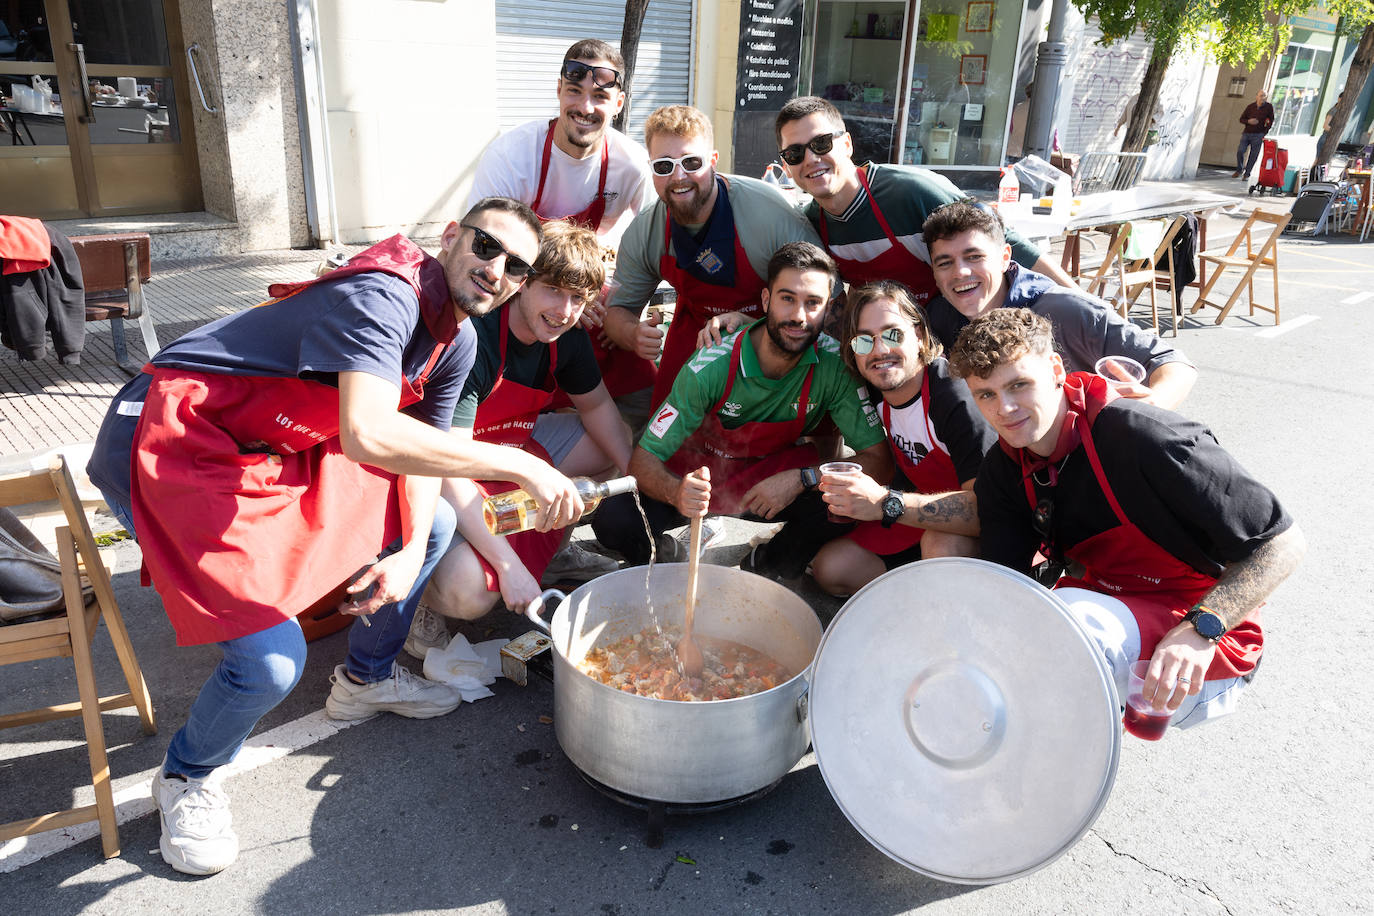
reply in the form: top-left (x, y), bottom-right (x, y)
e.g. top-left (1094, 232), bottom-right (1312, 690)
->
top-left (765, 315), bottom-right (820, 354)
top-left (450, 272), bottom-right (501, 319)
top-left (664, 174), bottom-right (716, 225)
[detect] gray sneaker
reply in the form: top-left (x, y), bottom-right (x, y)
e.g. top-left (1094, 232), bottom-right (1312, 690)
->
top-left (676, 515), bottom-right (727, 558)
top-left (152, 760), bottom-right (238, 876)
top-left (540, 542), bottom-right (618, 585)
top-left (403, 604), bottom-right (450, 659)
top-left (325, 662), bottom-right (463, 721)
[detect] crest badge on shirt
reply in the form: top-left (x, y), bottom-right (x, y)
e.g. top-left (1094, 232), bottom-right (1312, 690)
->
top-left (649, 403), bottom-right (679, 438)
top-left (696, 248), bottom-right (724, 274)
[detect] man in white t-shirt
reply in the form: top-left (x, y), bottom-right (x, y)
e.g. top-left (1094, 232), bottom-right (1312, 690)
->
top-left (467, 38), bottom-right (657, 429)
top-left (467, 38), bottom-right (652, 246)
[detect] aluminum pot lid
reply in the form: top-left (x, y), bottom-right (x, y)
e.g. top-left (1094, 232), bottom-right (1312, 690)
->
top-left (809, 557), bottom-right (1120, 884)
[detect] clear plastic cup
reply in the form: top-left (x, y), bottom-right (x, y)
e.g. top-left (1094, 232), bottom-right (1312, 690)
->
top-left (1122, 660), bottom-right (1173, 741)
top-left (819, 461), bottom-right (862, 522)
top-left (1095, 355), bottom-right (1147, 388)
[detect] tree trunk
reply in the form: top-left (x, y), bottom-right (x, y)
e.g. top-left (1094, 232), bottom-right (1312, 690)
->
top-left (613, 0), bottom-right (652, 134)
top-left (1316, 22), bottom-right (1374, 169)
top-left (1122, 39), bottom-right (1172, 154)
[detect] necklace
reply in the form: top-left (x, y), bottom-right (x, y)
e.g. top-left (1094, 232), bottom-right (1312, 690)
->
top-left (1031, 452), bottom-right (1073, 487)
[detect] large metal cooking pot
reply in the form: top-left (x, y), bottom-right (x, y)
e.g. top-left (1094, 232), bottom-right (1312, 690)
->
top-left (527, 562), bottom-right (821, 803)
top-left (532, 557), bottom-right (1122, 886)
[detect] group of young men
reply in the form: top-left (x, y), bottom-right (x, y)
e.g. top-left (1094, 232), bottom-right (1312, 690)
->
top-left (87, 38), bottom-right (1304, 878)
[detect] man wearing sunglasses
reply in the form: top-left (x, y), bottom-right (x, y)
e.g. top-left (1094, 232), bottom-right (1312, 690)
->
top-left (950, 308), bottom-right (1304, 732)
top-left (774, 97), bottom-right (1077, 302)
top-left (467, 39), bottom-right (656, 411)
top-left (85, 198), bottom-right (585, 876)
top-left (922, 201), bottom-right (1196, 408)
top-left (603, 104), bottom-right (831, 416)
top-left (406, 220), bottom-right (633, 656)
top-left (592, 242), bottom-right (891, 579)
top-left (809, 281), bottom-right (995, 597)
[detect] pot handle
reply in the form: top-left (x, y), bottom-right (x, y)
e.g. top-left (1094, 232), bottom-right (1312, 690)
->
top-left (524, 588), bottom-right (566, 633)
top-left (796, 680), bottom-right (810, 724)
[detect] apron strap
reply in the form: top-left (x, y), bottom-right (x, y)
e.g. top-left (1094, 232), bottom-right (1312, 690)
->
top-left (531, 119), bottom-right (558, 216)
top-left (1078, 414), bottom-right (1132, 526)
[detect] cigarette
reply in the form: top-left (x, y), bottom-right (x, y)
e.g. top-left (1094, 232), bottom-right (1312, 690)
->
top-left (359, 614), bottom-right (372, 627)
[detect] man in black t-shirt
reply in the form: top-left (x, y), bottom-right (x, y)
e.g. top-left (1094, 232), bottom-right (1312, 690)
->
top-left (950, 308), bottom-right (1305, 731)
top-left (409, 221), bottom-right (633, 655)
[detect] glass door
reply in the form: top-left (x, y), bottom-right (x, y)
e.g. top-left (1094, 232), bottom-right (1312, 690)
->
top-left (0, 0), bottom-right (200, 218)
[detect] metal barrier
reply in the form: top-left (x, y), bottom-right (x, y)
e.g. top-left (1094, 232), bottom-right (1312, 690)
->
top-left (1073, 151), bottom-right (1150, 195)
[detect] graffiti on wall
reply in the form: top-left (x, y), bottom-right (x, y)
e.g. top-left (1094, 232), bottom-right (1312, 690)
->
top-left (1059, 16), bottom-right (1210, 179)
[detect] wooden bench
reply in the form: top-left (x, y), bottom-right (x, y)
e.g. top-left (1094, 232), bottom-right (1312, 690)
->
top-left (68, 233), bottom-right (160, 373)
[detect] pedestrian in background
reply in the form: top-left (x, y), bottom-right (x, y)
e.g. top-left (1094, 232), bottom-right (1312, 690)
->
top-left (1233, 89), bottom-right (1275, 179)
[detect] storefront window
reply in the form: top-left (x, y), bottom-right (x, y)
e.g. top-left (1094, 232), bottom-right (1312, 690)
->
top-left (810, 1), bottom-right (909, 164)
top-left (1273, 42), bottom-right (1331, 135)
top-left (898, 0), bottom-right (1024, 167)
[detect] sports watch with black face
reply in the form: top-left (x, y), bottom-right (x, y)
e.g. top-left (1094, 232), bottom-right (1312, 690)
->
top-left (1182, 606), bottom-right (1226, 643)
top-left (881, 489), bottom-right (905, 528)
top-left (800, 466), bottom-right (820, 491)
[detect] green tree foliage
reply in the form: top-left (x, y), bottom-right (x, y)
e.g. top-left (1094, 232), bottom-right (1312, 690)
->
top-left (1072, 0), bottom-right (1314, 152)
top-left (1315, 2), bottom-right (1374, 166)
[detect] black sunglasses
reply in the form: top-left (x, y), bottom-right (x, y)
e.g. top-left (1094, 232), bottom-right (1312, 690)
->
top-left (561, 60), bottom-right (621, 89)
top-left (460, 223), bottom-right (535, 279)
top-left (779, 130), bottom-right (846, 166)
top-left (650, 154), bottom-right (708, 176)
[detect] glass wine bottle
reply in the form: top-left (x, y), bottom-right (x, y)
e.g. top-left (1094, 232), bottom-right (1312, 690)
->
top-left (482, 475), bottom-right (638, 536)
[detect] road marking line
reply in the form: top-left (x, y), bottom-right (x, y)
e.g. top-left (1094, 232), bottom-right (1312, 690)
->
top-left (1278, 248), bottom-right (1374, 268)
top-left (1256, 315), bottom-right (1320, 338)
top-left (1341, 291), bottom-right (1374, 305)
top-left (0, 709), bottom-right (371, 872)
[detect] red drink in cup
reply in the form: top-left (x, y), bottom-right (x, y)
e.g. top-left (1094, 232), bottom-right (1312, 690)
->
top-left (1122, 693), bottom-right (1172, 740)
top-left (1122, 659), bottom-right (1173, 741)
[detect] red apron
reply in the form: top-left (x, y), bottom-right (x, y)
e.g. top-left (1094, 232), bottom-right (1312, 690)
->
top-left (1022, 391), bottom-right (1263, 681)
top-left (470, 308), bottom-right (562, 588)
top-left (848, 371), bottom-right (961, 555)
top-left (531, 118), bottom-right (609, 232)
top-left (819, 165), bottom-right (938, 304)
top-left (130, 239), bottom-right (455, 646)
top-left (665, 331), bottom-right (819, 516)
top-left (530, 120), bottom-right (655, 401)
top-left (654, 207), bottom-right (766, 409)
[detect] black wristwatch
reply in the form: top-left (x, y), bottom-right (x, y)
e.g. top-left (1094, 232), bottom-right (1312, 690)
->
top-left (800, 466), bottom-right (820, 491)
top-left (1182, 606), bottom-right (1226, 643)
top-left (880, 489), bottom-right (905, 528)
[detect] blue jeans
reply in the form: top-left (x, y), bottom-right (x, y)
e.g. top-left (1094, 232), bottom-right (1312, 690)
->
top-left (100, 486), bottom-right (456, 778)
top-left (1236, 133), bottom-right (1265, 176)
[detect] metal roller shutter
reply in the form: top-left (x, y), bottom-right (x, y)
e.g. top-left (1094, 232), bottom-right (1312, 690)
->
top-left (494, 0), bottom-right (695, 143)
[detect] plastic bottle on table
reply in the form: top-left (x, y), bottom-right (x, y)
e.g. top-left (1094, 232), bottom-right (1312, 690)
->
top-left (998, 167), bottom-right (1020, 209)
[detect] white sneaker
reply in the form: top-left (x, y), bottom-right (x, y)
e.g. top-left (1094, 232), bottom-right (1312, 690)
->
top-left (540, 542), bottom-right (619, 585)
top-left (324, 662), bottom-right (463, 721)
top-left (153, 760), bottom-right (238, 876)
top-left (676, 515), bottom-right (727, 558)
top-left (403, 604), bottom-right (450, 659)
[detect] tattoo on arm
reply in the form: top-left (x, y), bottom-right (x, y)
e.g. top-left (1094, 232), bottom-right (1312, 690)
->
top-left (909, 490), bottom-right (980, 536)
top-left (1200, 525), bottom-right (1307, 629)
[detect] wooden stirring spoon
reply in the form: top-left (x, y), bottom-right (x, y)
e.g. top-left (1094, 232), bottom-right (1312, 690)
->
top-left (677, 514), bottom-right (705, 678)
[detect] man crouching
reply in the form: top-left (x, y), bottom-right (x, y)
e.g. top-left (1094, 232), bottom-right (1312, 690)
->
top-left (949, 308), bottom-right (1304, 729)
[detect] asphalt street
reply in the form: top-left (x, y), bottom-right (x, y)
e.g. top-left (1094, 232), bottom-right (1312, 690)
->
top-left (2, 205), bottom-right (1371, 914)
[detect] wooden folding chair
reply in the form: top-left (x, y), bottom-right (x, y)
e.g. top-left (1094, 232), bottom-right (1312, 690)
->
top-left (1120, 216), bottom-right (1187, 337)
top-left (1190, 210), bottom-right (1292, 326)
top-left (0, 456), bottom-right (156, 859)
top-left (69, 233), bottom-right (161, 374)
top-left (1079, 224), bottom-right (1132, 301)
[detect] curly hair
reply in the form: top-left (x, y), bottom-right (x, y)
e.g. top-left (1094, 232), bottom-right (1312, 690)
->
top-left (532, 220), bottom-right (605, 304)
top-left (921, 200), bottom-right (1006, 250)
top-left (643, 105), bottom-right (714, 150)
top-left (841, 281), bottom-right (941, 376)
top-left (948, 307), bottom-right (1054, 380)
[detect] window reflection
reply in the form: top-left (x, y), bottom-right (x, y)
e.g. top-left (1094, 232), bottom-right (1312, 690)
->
top-left (1, 2), bottom-right (55, 62)
top-left (88, 75), bottom-right (177, 143)
top-left (69, 0), bottom-right (171, 67)
top-left (1, 73), bottom-right (69, 145)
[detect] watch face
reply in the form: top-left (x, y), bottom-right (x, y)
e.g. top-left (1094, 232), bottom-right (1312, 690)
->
top-left (883, 494), bottom-right (904, 519)
top-left (1189, 611), bottom-right (1226, 641)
